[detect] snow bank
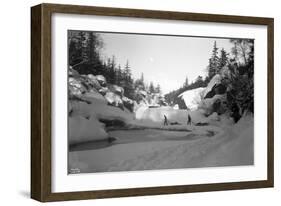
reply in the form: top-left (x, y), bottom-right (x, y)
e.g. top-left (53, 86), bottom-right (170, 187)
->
top-left (83, 90), bottom-right (107, 104)
top-left (195, 115), bottom-right (254, 166)
top-left (70, 100), bottom-right (133, 123)
top-left (69, 116), bottom-right (108, 145)
top-left (135, 106), bottom-right (207, 125)
top-left (178, 87), bottom-right (205, 111)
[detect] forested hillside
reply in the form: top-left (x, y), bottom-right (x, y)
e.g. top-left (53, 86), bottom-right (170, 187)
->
top-left (68, 30), bottom-right (163, 105)
top-left (165, 39), bottom-right (254, 122)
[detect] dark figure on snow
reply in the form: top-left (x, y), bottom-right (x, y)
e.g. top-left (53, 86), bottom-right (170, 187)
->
top-left (164, 115), bottom-right (168, 126)
top-left (187, 114), bottom-right (192, 125)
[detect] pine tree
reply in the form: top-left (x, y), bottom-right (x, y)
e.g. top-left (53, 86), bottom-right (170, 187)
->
top-left (219, 48), bottom-right (228, 70)
top-left (208, 41), bottom-right (220, 79)
top-left (155, 84), bottom-right (161, 94)
top-left (116, 64), bottom-right (122, 85)
top-left (134, 72), bottom-right (145, 90)
top-left (81, 31), bottom-right (88, 62)
top-left (123, 60), bottom-right (134, 99)
top-left (103, 56), bottom-right (118, 84)
top-left (221, 39), bottom-right (255, 120)
top-left (68, 31), bottom-right (83, 66)
top-left (69, 31), bottom-right (104, 75)
top-left (183, 76), bottom-right (189, 87)
top-left (149, 82), bottom-right (155, 93)
top-left (140, 73), bottom-right (144, 85)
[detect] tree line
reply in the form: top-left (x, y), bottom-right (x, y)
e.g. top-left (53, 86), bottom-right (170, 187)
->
top-left (69, 30), bottom-right (254, 116)
top-left (165, 39), bottom-right (254, 116)
top-left (68, 30), bottom-right (161, 100)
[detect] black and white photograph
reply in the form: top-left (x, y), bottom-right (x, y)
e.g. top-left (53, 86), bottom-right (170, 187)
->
top-left (68, 30), bottom-right (254, 174)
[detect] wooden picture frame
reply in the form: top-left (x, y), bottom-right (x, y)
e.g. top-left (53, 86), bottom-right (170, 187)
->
top-left (31, 3), bottom-right (274, 202)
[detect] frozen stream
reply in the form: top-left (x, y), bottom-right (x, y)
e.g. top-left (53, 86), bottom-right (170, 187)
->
top-left (68, 128), bottom-right (222, 173)
top-left (70, 129), bottom-right (212, 152)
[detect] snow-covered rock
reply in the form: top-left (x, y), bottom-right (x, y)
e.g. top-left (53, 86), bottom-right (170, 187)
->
top-left (204, 74), bottom-right (227, 99)
top-left (111, 85), bottom-right (124, 96)
top-left (83, 90), bottom-right (107, 103)
top-left (70, 97), bottom-right (134, 123)
top-left (139, 90), bottom-right (147, 98)
top-left (87, 74), bottom-right (102, 90)
top-left (122, 96), bottom-right (134, 112)
top-left (199, 94), bottom-right (226, 116)
top-left (173, 104), bottom-right (179, 110)
top-left (69, 77), bottom-right (87, 96)
top-left (178, 87), bottom-right (205, 111)
top-left (96, 75), bottom-right (107, 86)
top-left (98, 87), bottom-right (109, 95)
top-left (204, 74), bottom-right (222, 98)
top-left (69, 67), bottom-right (80, 78)
top-left (105, 92), bottom-right (124, 109)
top-left (69, 116), bottom-right (108, 145)
top-left (122, 96), bottom-right (133, 105)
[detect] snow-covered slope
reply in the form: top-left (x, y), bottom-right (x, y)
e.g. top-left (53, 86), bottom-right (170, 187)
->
top-left (69, 116), bottom-right (108, 145)
top-left (69, 89), bottom-right (134, 144)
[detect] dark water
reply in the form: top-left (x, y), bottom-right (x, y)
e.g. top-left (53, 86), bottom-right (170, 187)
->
top-left (69, 129), bottom-right (212, 152)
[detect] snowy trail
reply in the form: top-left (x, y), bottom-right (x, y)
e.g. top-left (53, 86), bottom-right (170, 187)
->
top-left (105, 125), bottom-right (227, 172)
top-left (69, 125), bottom-right (228, 173)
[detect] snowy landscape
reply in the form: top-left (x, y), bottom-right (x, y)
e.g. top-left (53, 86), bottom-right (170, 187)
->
top-left (68, 31), bottom-right (254, 174)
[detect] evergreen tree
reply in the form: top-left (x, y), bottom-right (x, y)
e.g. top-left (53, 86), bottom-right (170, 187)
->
top-left (68, 31), bottom-right (104, 75)
top-left (68, 31), bottom-right (83, 66)
top-left (115, 64), bottom-right (122, 85)
top-left (221, 39), bottom-right (254, 121)
top-left (208, 41), bottom-right (220, 79)
top-left (155, 84), bottom-right (161, 94)
top-left (219, 48), bottom-right (228, 70)
top-left (134, 72), bottom-right (145, 90)
top-left (140, 73), bottom-right (144, 84)
top-left (108, 56), bottom-right (116, 84)
top-left (149, 82), bottom-right (155, 93)
top-left (183, 76), bottom-right (189, 87)
top-left (123, 60), bottom-right (134, 99)
top-left (124, 60), bottom-right (132, 81)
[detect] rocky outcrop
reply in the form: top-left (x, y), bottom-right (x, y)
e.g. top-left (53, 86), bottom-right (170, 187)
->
top-left (194, 74), bottom-right (228, 116)
top-left (105, 92), bottom-right (124, 110)
top-left (200, 74), bottom-right (241, 122)
top-left (69, 68), bottom-right (136, 113)
top-left (96, 75), bottom-right (107, 87)
top-left (204, 74), bottom-right (227, 99)
top-left (178, 87), bottom-right (205, 111)
top-left (122, 96), bottom-right (134, 112)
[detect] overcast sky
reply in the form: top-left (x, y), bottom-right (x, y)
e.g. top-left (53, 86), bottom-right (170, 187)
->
top-left (99, 32), bottom-right (233, 94)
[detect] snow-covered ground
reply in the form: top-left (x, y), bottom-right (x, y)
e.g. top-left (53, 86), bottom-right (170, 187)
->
top-left (68, 73), bottom-right (253, 174)
top-left (69, 114), bottom-right (253, 173)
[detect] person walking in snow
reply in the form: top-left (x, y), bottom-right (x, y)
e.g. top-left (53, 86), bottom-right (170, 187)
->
top-left (164, 115), bottom-right (168, 126)
top-left (187, 113), bottom-right (192, 126)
